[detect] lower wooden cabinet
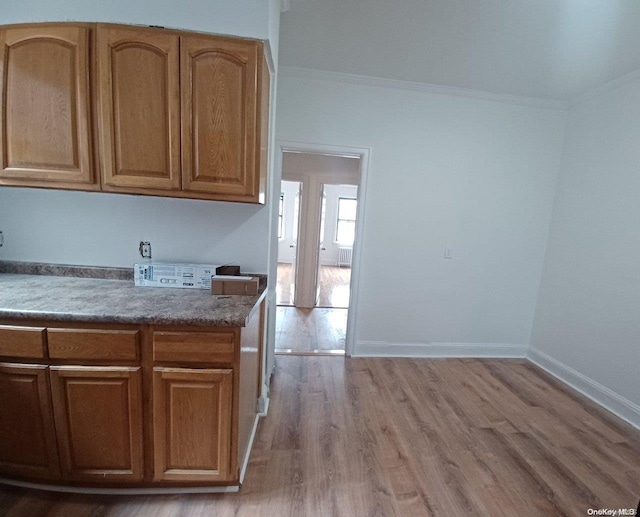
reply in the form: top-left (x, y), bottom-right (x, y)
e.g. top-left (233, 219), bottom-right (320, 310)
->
top-left (0, 307), bottom-right (263, 488)
top-left (0, 363), bottom-right (60, 479)
top-left (153, 367), bottom-right (233, 482)
top-left (49, 366), bottom-right (144, 481)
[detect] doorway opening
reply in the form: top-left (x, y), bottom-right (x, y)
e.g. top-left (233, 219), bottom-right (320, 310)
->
top-left (275, 151), bottom-right (361, 356)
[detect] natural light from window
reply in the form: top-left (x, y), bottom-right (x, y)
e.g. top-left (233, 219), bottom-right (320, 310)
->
top-left (336, 197), bottom-right (357, 245)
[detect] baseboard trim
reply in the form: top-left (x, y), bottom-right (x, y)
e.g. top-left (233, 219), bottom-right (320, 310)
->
top-left (239, 414), bottom-right (261, 484)
top-left (527, 347), bottom-right (640, 431)
top-left (258, 394), bottom-right (270, 416)
top-left (0, 478), bottom-right (239, 495)
top-left (353, 341), bottom-right (639, 429)
top-left (354, 341), bottom-right (528, 358)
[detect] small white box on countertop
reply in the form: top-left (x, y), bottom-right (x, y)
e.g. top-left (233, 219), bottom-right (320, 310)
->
top-left (134, 263), bottom-right (221, 289)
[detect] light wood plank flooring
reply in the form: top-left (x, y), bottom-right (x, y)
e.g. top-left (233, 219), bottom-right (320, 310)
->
top-left (277, 263), bottom-right (351, 308)
top-left (275, 306), bottom-right (347, 354)
top-left (1, 357), bottom-right (639, 516)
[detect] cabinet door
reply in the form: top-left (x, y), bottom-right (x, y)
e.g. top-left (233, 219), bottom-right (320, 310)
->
top-left (0, 26), bottom-right (93, 187)
top-left (181, 35), bottom-right (259, 202)
top-left (97, 26), bottom-right (180, 191)
top-left (50, 366), bottom-right (144, 481)
top-left (0, 363), bottom-right (60, 479)
top-left (153, 367), bottom-right (233, 482)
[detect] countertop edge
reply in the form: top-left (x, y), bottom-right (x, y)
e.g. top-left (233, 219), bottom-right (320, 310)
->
top-left (0, 277), bottom-right (268, 328)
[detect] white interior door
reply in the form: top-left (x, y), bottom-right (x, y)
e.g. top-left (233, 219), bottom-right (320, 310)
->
top-left (276, 180), bottom-right (301, 306)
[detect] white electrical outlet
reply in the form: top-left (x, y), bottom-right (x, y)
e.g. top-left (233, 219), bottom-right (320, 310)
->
top-left (139, 241), bottom-right (152, 259)
top-left (444, 247), bottom-right (453, 259)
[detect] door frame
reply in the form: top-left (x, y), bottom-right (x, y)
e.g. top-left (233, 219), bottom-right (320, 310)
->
top-left (270, 140), bottom-right (371, 358)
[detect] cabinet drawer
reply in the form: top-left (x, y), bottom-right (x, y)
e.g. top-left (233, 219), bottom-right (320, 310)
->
top-left (153, 331), bottom-right (235, 364)
top-left (0, 326), bottom-right (46, 359)
top-left (47, 329), bottom-right (139, 361)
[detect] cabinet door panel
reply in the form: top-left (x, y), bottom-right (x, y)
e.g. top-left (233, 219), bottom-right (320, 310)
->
top-left (0, 363), bottom-right (60, 479)
top-left (50, 366), bottom-right (143, 481)
top-left (0, 26), bottom-right (93, 186)
top-left (181, 35), bottom-right (258, 201)
top-left (97, 26), bottom-right (180, 190)
top-left (153, 367), bottom-right (233, 482)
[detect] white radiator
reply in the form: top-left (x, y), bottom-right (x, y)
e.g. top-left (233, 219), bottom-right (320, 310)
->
top-left (338, 247), bottom-right (353, 267)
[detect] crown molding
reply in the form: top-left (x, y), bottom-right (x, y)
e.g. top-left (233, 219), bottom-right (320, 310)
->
top-left (279, 66), bottom-right (568, 110)
top-left (571, 67), bottom-right (640, 107)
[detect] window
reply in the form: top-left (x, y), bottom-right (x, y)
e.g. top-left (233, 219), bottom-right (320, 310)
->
top-left (336, 197), bottom-right (357, 245)
top-left (278, 193), bottom-right (284, 239)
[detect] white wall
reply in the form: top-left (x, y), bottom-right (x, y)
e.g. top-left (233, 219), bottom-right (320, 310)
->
top-left (1, 0), bottom-right (278, 52)
top-left (0, 188), bottom-right (269, 272)
top-left (267, 0), bottom-right (280, 69)
top-left (0, 1), bottom-right (279, 275)
top-left (530, 75), bottom-right (640, 416)
top-left (276, 70), bottom-right (567, 352)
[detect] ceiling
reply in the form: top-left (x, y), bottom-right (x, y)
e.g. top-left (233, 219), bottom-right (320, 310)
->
top-left (279, 0), bottom-right (640, 101)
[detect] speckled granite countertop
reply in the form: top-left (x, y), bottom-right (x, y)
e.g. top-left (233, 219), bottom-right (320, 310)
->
top-left (0, 273), bottom-right (266, 327)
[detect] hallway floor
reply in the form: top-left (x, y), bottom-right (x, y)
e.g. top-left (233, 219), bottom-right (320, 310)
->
top-left (275, 306), bottom-right (346, 354)
top-left (276, 263), bottom-right (351, 308)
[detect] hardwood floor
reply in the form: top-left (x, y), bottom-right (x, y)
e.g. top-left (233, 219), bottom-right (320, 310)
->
top-left (275, 306), bottom-right (346, 354)
top-left (1, 357), bottom-right (639, 516)
top-left (276, 263), bottom-right (351, 308)
top-left (276, 262), bottom-right (295, 306)
top-left (317, 265), bottom-right (350, 308)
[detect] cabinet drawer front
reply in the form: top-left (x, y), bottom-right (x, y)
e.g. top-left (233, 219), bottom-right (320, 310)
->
top-left (0, 326), bottom-right (46, 359)
top-left (47, 329), bottom-right (139, 361)
top-left (153, 331), bottom-right (236, 364)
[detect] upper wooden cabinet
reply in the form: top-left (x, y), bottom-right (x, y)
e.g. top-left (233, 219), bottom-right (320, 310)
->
top-left (181, 35), bottom-right (261, 202)
top-left (0, 26), bottom-right (94, 189)
top-left (97, 28), bottom-right (267, 202)
top-left (0, 23), bottom-right (269, 204)
top-left (97, 26), bottom-right (181, 191)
